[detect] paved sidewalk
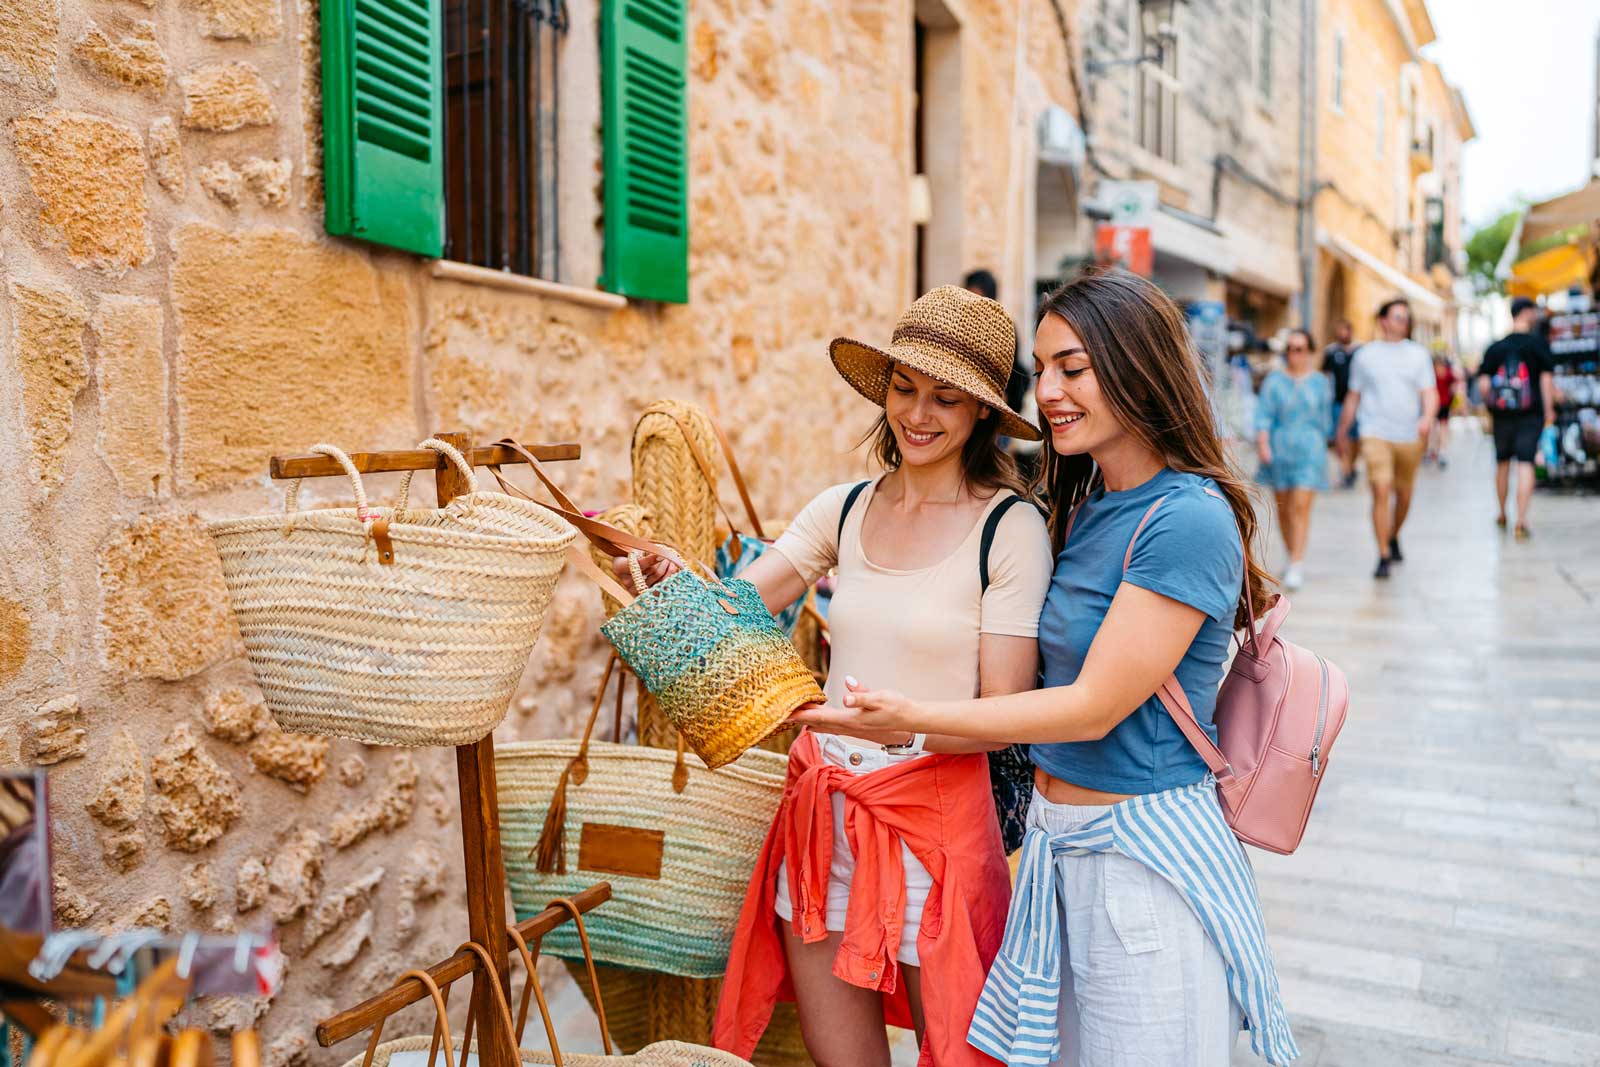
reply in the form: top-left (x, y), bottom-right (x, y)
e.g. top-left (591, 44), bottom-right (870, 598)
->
top-left (1234, 423), bottom-right (1600, 1066)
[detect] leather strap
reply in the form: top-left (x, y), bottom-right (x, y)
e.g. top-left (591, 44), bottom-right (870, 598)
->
top-left (453, 942), bottom-right (519, 1067)
top-left (836, 480), bottom-right (871, 543)
top-left (707, 414), bottom-right (766, 539)
top-left (979, 495), bottom-right (1031, 594)
top-left (505, 926), bottom-right (573, 1063)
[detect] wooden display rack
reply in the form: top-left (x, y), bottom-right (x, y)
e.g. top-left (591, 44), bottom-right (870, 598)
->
top-left (270, 431), bottom-right (603, 1067)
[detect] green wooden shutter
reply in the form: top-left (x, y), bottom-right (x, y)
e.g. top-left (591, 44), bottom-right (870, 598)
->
top-left (322, 0), bottom-right (443, 257)
top-left (600, 0), bottom-right (689, 303)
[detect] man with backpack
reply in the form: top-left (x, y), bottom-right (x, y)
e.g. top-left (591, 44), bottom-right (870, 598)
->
top-left (1477, 296), bottom-right (1557, 540)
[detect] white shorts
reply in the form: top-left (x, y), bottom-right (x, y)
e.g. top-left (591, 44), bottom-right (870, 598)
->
top-left (1029, 792), bottom-right (1243, 1066)
top-left (772, 734), bottom-right (933, 966)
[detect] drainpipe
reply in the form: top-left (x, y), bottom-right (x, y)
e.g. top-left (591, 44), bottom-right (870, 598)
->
top-left (1298, 0), bottom-right (1318, 328)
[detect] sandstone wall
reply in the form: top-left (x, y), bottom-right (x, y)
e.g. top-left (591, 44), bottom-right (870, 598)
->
top-left (0, 0), bottom-right (1075, 1062)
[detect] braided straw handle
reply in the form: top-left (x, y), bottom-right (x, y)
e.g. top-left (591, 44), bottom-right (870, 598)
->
top-left (395, 438), bottom-right (480, 510)
top-left (284, 444), bottom-right (370, 526)
top-left (358, 969), bottom-right (455, 1067)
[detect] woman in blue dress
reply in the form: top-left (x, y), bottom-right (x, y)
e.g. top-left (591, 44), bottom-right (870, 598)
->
top-left (1255, 329), bottom-right (1333, 591)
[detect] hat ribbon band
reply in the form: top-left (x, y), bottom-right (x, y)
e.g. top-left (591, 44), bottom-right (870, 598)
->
top-left (890, 322), bottom-right (1007, 391)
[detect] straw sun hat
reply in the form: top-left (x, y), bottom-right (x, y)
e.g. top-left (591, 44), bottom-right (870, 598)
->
top-left (828, 285), bottom-right (1042, 442)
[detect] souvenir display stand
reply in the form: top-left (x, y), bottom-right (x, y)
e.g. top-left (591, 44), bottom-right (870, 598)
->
top-left (270, 432), bottom-right (605, 1067)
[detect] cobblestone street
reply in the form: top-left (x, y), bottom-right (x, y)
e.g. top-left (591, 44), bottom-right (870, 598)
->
top-left (1235, 423), bottom-right (1600, 1066)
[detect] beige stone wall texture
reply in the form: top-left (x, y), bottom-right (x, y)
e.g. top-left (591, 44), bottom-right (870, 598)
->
top-left (0, 0), bottom-right (1075, 1062)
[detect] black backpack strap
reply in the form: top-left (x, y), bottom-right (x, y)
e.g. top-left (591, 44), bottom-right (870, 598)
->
top-left (836, 480), bottom-right (871, 544)
top-left (980, 495), bottom-right (1034, 594)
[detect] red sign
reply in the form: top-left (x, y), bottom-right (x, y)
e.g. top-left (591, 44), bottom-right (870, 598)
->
top-left (1095, 224), bottom-right (1153, 277)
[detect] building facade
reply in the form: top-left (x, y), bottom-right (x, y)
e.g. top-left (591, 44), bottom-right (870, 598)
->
top-left (0, 0), bottom-right (1077, 1059)
top-left (1311, 0), bottom-right (1472, 346)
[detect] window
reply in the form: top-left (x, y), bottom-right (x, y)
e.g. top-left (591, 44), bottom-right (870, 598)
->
top-left (1331, 31), bottom-right (1344, 113)
top-left (442, 0), bottom-right (569, 279)
top-left (1136, 0), bottom-right (1179, 162)
top-left (1376, 90), bottom-right (1386, 159)
top-left (1255, 0), bottom-right (1272, 102)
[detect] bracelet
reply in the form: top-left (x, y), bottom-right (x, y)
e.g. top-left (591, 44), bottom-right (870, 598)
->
top-left (884, 732), bottom-right (926, 755)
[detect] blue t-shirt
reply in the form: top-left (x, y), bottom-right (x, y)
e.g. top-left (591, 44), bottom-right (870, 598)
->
top-left (1031, 468), bottom-right (1244, 794)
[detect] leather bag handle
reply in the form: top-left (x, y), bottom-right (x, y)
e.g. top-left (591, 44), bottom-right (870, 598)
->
top-left (359, 969), bottom-right (455, 1067)
top-left (452, 943), bottom-right (520, 1067)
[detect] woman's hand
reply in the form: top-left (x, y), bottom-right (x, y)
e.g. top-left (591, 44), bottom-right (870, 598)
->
top-left (610, 551), bottom-right (679, 590)
top-left (788, 675), bottom-right (928, 737)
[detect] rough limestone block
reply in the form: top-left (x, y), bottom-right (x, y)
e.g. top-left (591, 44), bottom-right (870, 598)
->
top-left (182, 862), bottom-right (216, 910)
top-left (10, 111), bottom-right (151, 276)
top-left (114, 896), bottom-right (172, 931)
top-left (72, 18), bottom-right (167, 93)
top-left (150, 722), bottom-right (243, 851)
top-left (188, 0), bottom-right (283, 41)
top-left (301, 866), bottom-right (382, 947)
top-left (169, 224), bottom-right (414, 489)
top-left (202, 685), bottom-right (270, 743)
top-left (8, 282), bottom-right (88, 490)
top-left (235, 857), bottom-right (268, 912)
top-left (53, 875), bottom-right (97, 927)
top-left (327, 754), bottom-right (416, 850)
top-left (265, 828), bottom-right (322, 922)
top-left (147, 117), bottom-right (184, 197)
top-left (92, 295), bottom-right (169, 498)
top-left (85, 728), bottom-right (145, 826)
top-left (20, 695), bottom-right (86, 764)
top-left (335, 755), bottom-right (365, 787)
top-left (180, 62), bottom-right (276, 132)
top-left (247, 727), bottom-right (327, 791)
top-left (0, 598), bottom-right (30, 687)
top-left (319, 910), bottom-right (372, 970)
top-left (197, 160), bottom-right (243, 207)
top-left (101, 827), bottom-right (145, 871)
top-left (0, 0), bottom-right (59, 96)
top-left (96, 513), bottom-right (241, 681)
top-left (395, 844), bottom-right (444, 936)
top-left (240, 156), bottom-right (291, 206)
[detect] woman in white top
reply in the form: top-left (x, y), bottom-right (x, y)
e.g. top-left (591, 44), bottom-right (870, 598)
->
top-left (628, 286), bottom-right (1052, 1067)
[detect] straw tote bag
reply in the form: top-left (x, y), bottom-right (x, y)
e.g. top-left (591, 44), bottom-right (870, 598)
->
top-left (498, 654), bottom-right (788, 978)
top-left (208, 439), bottom-right (575, 747)
top-left (339, 911), bottom-right (754, 1067)
top-left (486, 441), bottom-right (821, 769)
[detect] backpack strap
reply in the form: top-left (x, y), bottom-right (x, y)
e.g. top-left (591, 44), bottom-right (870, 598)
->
top-left (1122, 493), bottom-right (1234, 779)
top-left (836, 480), bottom-right (871, 544)
top-left (979, 495), bottom-right (1033, 594)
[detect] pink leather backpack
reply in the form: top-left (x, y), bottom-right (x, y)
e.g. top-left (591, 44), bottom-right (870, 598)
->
top-left (1122, 493), bottom-right (1350, 855)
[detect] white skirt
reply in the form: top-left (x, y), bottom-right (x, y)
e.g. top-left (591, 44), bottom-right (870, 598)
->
top-left (772, 734), bottom-right (933, 966)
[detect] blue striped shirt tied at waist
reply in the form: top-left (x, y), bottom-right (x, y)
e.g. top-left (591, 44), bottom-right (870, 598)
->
top-left (967, 777), bottom-right (1300, 1066)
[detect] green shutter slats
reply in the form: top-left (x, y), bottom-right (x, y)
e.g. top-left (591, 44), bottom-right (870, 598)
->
top-left (601, 0), bottom-right (688, 303)
top-left (322, 0), bottom-right (443, 257)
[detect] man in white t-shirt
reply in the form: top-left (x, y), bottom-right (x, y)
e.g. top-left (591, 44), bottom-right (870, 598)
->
top-left (1334, 298), bottom-right (1437, 579)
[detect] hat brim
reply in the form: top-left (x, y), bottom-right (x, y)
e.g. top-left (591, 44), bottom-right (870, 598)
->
top-left (828, 337), bottom-right (1042, 442)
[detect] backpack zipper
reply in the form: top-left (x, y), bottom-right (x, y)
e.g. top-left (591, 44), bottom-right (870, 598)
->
top-left (1309, 655), bottom-right (1329, 778)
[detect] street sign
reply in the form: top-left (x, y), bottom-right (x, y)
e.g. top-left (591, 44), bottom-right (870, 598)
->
top-left (1094, 179), bottom-right (1158, 276)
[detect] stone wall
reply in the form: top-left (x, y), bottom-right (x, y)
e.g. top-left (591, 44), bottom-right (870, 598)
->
top-left (0, 0), bottom-right (1076, 1061)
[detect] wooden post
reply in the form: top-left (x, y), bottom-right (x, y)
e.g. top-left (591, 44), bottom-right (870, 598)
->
top-left (430, 432), bottom-right (518, 1067)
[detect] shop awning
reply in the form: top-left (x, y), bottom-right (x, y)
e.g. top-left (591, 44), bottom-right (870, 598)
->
top-left (1317, 230), bottom-right (1445, 313)
top-left (1521, 179), bottom-right (1600, 245)
top-left (1507, 241), bottom-right (1597, 299)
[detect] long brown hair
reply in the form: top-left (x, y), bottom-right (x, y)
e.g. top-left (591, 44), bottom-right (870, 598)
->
top-left (863, 391), bottom-right (1030, 500)
top-left (1032, 268), bottom-right (1273, 629)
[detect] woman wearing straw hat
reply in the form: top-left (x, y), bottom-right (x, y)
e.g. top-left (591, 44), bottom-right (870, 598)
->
top-left (624, 286), bottom-right (1052, 1067)
top-left (800, 269), bottom-right (1298, 1066)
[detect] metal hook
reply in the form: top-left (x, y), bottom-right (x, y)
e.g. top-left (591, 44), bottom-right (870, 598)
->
top-left (28, 930), bottom-right (103, 982)
top-left (176, 933), bottom-right (201, 980)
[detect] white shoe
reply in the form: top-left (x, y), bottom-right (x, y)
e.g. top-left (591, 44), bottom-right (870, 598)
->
top-left (1283, 564), bottom-right (1305, 591)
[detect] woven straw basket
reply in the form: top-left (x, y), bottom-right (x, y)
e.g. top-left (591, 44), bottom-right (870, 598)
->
top-left (207, 440), bottom-right (575, 747)
top-left (345, 1036), bottom-right (755, 1067)
top-left (498, 725), bottom-right (787, 977)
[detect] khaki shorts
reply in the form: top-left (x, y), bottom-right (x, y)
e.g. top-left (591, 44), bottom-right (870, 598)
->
top-left (1361, 438), bottom-right (1423, 490)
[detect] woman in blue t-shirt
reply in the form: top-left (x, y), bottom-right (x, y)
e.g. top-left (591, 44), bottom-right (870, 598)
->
top-left (797, 269), bottom-right (1296, 1065)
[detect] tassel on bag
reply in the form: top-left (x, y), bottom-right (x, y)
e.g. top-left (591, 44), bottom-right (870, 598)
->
top-left (533, 655), bottom-right (617, 874)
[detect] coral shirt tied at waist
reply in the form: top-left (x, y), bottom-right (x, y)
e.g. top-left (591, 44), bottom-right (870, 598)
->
top-left (713, 730), bottom-right (1012, 1067)
top-left (969, 778), bottom-right (1300, 1066)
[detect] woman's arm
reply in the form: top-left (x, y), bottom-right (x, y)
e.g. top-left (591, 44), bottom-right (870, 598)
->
top-left (800, 583), bottom-right (1205, 744)
top-left (611, 544), bottom-right (810, 619)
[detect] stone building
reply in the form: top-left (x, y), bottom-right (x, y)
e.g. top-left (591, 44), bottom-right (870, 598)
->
top-left (0, 0), bottom-right (1080, 1060)
top-left (1311, 0), bottom-right (1473, 345)
top-left (1046, 0), bottom-right (1309, 340)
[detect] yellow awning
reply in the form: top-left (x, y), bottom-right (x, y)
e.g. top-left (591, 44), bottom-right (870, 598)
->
top-left (1507, 242), bottom-right (1596, 298)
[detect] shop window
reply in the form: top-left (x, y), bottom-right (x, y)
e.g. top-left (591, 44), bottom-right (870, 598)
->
top-left (1136, 0), bottom-right (1180, 163)
top-left (1255, 0), bottom-right (1272, 103)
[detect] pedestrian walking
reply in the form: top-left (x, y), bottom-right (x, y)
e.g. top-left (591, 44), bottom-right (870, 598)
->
top-left (1476, 295), bottom-right (1557, 540)
top-left (1427, 346), bottom-right (1460, 468)
top-left (621, 286), bottom-right (1055, 1067)
top-left (1255, 329), bottom-right (1333, 591)
top-left (1335, 298), bottom-right (1437, 579)
top-left (1323, 318), bottom-right (1360, 487)
top-left (799, 268), bottom-right (1297, 1066)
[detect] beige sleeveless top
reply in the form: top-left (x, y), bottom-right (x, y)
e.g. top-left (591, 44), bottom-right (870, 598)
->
top-left (772, 478), bottom-right (1052, 710)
